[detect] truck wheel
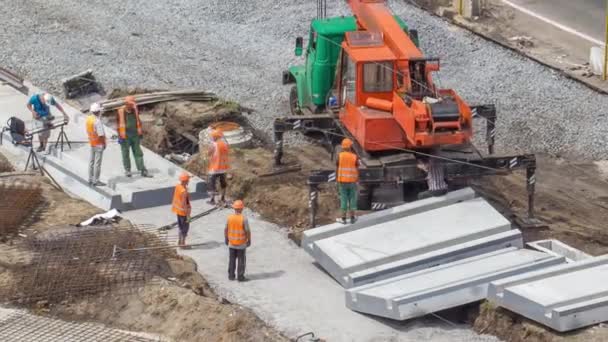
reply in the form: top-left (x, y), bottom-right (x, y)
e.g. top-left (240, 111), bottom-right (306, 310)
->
top-left (289, 85), bottom-right (302, 115)
top-left (357, 185), bottom-right (372, 211)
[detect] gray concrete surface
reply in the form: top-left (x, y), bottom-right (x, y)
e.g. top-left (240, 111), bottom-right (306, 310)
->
top-left (310, 197), bottom-right (512, 287)
top-left (346, 248), bottom-right (564, 321)
top-left (346, 229), bottom-right (523, 288)
top-left (124, 200), bottom-right (498, 341)
top-left (0, 83), bottom-right (205, 210)
top-left (302, 188), bottom-right (476, 254)
top-left (527, 239), bottom-right (592, 263)
top-left (488, 255), bottom-right (608, 332)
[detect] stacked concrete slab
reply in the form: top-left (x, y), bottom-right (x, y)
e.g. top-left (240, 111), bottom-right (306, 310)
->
top-left (0, 82), bottom-right (205, 210)
top-left (303, 189), bottom-right (571, 322)
top-left (488, 255), bottom-right (608, 332)
top-left (346, 248), bottom-right (563, 320)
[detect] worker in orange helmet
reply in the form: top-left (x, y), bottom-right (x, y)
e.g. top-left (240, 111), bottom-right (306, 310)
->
top-left (336, 138), bottom-right (359, 224)
top-left (207, 129), bottom-right (229, 205)
top-left (116, 95), bottom-right (152, 178)
top-left (172, 172), bottom-right (192, 247)
top-left (224, 200), bottom-right (251, 281)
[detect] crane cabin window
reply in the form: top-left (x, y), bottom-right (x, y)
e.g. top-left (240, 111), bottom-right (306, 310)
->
top-left (363, 62), bottom-right (393, 93)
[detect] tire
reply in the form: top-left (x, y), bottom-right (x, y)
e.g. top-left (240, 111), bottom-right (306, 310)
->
top-left (289, 85), bottom-right (302, 115)
top-left (357, 184), bottom-right (373, 211)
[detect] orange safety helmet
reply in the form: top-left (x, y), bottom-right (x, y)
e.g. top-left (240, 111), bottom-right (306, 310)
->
top-left (210, 129), bottom-right (223, 139)
top-left (232, 200), bottom-right (244, 210)
top-left (179, 172), bottom-right (190, 182)
top-left (341, 138), bottom-right (353, 149)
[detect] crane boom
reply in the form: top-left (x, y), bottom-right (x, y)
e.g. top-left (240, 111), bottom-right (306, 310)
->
top-left (348, 0), bottom-right (422, 60)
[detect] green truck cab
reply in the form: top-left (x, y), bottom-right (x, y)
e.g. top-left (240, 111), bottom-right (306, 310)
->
top-left (282, 15), bottom-right (416, 115)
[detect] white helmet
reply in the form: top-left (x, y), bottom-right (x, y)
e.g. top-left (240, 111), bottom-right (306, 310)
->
top-left (42, 93), bottom-right (54, 104)
top-left (90, 102), bottom-right (102, 113)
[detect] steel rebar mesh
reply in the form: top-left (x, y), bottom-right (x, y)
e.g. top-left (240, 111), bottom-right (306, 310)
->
top-left (0, 308), bottom-right (161, 341)
top-left (0, 223), bottom-right (177, 305)
top-left (0, 181), bottom-right (42, 237)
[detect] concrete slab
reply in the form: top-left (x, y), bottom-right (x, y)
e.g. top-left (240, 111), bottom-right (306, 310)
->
top-left (124, 200), bottom-right (498, 341)
top-left (527, 239), bottom-right (591, 263)
top-left (488, 255), bottom-right (608, 332)
top-left (310, 197), bottom-right (512, 287)
top-left (301, 187), bottom-right (476, 254)
top-left (0, 83), bottom-right (205, 210)
top-left (346, 248), bottom-right (564, 321)
top-left (345, 229), bottom-right (523, 288)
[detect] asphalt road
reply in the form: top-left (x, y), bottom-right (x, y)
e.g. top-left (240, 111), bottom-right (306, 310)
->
top-left (506, 0), bottom-right (606, 42)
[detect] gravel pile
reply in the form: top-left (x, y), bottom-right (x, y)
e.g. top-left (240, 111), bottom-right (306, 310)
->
top-left (1, 0), bottom-right (607, 159)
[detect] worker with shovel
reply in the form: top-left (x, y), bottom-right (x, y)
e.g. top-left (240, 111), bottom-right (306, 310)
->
top-left (337, 138), bottom-right (359, 224)
top-left (207, 129), bottom-right (229, 205)
top-left (224, 200), bottom-right (251, 282)
top-left (116, 95), bottom-right (152, 178)
top-left (172, 172), bottom-right (192, 247)
top-left (86, 103), bottom-right (106, 186)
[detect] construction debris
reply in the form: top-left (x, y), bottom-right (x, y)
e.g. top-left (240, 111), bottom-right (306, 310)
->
top-left (0, 224), bottom-right (174, 305)
top-left (77, 208), bottom-right (122, 227)
top-left (96, 90), bottom-right (218, 112)
top-left (0, 181), bottom-right (42, 237)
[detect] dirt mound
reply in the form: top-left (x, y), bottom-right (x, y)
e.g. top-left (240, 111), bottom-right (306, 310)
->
top-left (185, 146), bottom-right (339, 243)
top-left (474, 155), bottom-right (608, 256)
top-left (54, 257), bottom-right (288, 342)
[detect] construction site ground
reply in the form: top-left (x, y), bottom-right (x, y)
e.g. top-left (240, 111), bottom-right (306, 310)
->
top-left (126, 99), bottom-right (608, 340)
top-left (2, 0), bottom-right (608, 341)
top-left (0, 172), bottom-right (288, 342)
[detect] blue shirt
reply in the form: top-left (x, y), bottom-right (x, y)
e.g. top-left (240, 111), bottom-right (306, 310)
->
top-left (28, 94), bottom-right (56, 117)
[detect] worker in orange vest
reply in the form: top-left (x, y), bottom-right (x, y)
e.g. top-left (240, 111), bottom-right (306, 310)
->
top-left (116, 96), bottom-right (152, 178)
top-left (224, 200), bottom-right (251, 281)
top-left (207, 129), bottom-right (229, 205)
top-left (172, 172), bottom-right (192, 247)
top-left (337, 138), bottom-right (359, 224)
top-left (86, 103), bottom-right (106, 187)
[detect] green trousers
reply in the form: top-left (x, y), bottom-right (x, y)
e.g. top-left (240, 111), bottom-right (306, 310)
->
top-left (120, 135), bottom-right (145, 172)
top-left (338, 182), bottom-right (357, 212)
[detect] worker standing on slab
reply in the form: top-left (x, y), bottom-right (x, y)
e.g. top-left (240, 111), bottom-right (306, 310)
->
top-left (172, 172), bottom-right (192, 247)
top-left (336, 138), bottom-right (359, 224)
top-left (116, 96), bottom-right (152, 178)
top-left (224, 200), bottom-right (251, 281)
top-left (86, 103), bottom-right (106, 187)
top-left (416, 153), bottom-right (448, 199)
top-left (26, 93), bottom-right (69, 152)
top-left (207, 129), bottom-right (229, 205)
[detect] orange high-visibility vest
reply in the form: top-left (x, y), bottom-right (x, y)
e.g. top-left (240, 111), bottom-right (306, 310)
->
top-left (171, 184), bottom-right (191, 216)
top-left (117, 106), bottom-right (142, 139)
top-left (227, 214), bottom-right (247, 246)
top-left (208, 140), bottom-right (229, 174)
top-left (85, 115), bottom-right (104, 147)
top-left (337, 151), bottom-right (358, 183)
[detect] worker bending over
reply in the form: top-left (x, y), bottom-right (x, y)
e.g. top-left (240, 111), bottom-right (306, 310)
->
top-left (207, 129), bottom-right (229, 205)
top-left (26, 93), bottom-right (69, 152)
top-left (86, 103), bottom-right (106, 186)
top-left (172, 172), bottom-right (192, 247)
top-left (337, 138), bottom-right (359, 224)
top-left (416, 153), bottom-right (448, 199)
top-left (224, 200), bottom-right (251, 282)
top-left (116, 96), bottom-right (152, 178)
